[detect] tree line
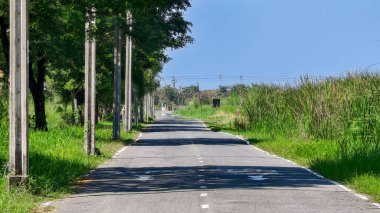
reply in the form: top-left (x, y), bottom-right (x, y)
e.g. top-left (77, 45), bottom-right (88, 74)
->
top-left (156, 84), bottom-right (247, 110)
top-left (0, 0), bottom-right (193, 130)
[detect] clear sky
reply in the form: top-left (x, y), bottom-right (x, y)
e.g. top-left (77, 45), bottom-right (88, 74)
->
top-left (161, 0), bottom-right (380, 89)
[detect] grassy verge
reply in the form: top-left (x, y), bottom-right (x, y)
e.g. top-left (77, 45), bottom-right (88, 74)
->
top-left (0, 105), bottom-right (140, 212)
top-left (176, 105), bottom-right (380, 203)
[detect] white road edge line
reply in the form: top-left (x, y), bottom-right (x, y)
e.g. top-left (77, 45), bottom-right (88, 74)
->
top-left (354, 193), bottom-right (369, 201)
top-left (195, 119), bottom-right (380, 208)
top-left (113, 132), bottom-right (143, 158)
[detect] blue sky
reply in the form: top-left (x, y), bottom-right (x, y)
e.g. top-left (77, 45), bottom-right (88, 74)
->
top-left (162, 0), bottom-right (380, 89)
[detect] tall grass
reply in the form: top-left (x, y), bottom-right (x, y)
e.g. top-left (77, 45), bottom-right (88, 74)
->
top-left (240, 73), bottom-right (380, 157)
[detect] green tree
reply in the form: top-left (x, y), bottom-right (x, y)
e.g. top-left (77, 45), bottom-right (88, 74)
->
top-left (0, 0), bottom-right (193, 129)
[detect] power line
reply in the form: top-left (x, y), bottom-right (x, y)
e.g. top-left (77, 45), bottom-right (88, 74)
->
top-left (160, 75), bottom-right (330, 80)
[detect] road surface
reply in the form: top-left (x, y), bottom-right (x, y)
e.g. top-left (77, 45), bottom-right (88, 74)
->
top-left (52, 113), bottom-right (380, 212)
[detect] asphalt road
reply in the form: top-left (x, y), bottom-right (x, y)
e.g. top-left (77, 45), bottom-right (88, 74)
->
top-left (52, 113), bottom-right (380, 213)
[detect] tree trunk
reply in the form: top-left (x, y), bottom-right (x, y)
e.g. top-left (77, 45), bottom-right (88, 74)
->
top-left (139, 98), bottom-right (144, 122)
top-left (29, 57), bottom-right (48, 131)
top-left (0, 16), bottom-right (9, 74)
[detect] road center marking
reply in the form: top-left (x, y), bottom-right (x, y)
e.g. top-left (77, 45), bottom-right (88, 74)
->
top-left (201, 204), bottom-right (209, 209)
top-left (137, 175), bottom-right (152, 181)
top-left (248, 175), bottom-right (267, 181)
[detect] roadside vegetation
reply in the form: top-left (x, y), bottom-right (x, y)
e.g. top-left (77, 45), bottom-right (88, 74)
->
top-left (176, 72), bottom-right (380, 203)
top-left (0, 102), bottom-right (139, 212)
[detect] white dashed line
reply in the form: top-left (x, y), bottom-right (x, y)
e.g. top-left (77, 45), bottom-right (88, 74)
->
top-left (137, 175), bottom-right (152, 181)
top-left (199, 179), bottom-right (205, 182)
top-left (199, 169), bottom-right (205, 172)
top-left (201, 205), bottom-right (209, 209)
top-left (201, 193), bottom-right (207, 197)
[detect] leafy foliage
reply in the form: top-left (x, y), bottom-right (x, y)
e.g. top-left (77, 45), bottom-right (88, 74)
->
top-left (0, 0), bottom-right (193, 128)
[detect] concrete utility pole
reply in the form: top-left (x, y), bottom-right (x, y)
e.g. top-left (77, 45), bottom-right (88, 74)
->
top-left (84, 8), bottom-right (97, 155)
top-left (150, 93), bottom-right (155, 118)
top-left (147, 94), bottom-right (151, 120)
top-left (124, 11), bottom-right (133, 131)
top-left (149, 93), bottom-right (152, 119)
top-left (197, 81), bottom-right (202, 112)
top-left (113, 18), bottom-right (122, 140)
top-left (148, 93), bottom-right (152, 119)
top-left (8, 0), bottom-right (30, 189)
top-left (133, 87), bottom-right (138, 126)
top-left (144, 94), bottom-right (149, 121)
top-left (144, 94), bottom-right (147, 121)
top-left (172, 76), bottom-right (176, 88)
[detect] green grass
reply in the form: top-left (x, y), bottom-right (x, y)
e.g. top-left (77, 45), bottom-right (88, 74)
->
top-left (0, 103), bottom-right (140, 212)
top-left (176, 101), bottom-right (380, 203)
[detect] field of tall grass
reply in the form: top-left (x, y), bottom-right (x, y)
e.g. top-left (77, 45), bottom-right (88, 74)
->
top-left (240, 73), bottom-right (380, 155)
top-left (0, 103), bottom-right (139, 212)
top-left (176, 72), bottom-right (380, 203)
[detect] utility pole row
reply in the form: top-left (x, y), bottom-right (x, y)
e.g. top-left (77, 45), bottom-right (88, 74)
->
top-left (6, 3), bottom-right (146, 191)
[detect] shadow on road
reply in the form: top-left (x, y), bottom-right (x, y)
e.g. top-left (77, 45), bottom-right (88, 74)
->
top-left (74, 165), bottom-right (332, 196)
top-left (143, 125), bottom-right (210, 133)
top-left (133, 137), bottom-right (247, 146)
